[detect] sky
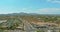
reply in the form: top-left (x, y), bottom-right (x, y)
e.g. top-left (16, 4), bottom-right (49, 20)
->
top-left (0, 0), bottom-right (60, 14)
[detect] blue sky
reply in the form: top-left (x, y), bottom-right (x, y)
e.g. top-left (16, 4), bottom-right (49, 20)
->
top-left (0, 0), bottom-right (60, 14)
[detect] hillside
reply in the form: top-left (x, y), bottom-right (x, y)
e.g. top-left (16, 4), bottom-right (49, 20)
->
top-left (0, 13), bottom-right (60, 32)
top-left (0, 13), bottom-right (60, 26)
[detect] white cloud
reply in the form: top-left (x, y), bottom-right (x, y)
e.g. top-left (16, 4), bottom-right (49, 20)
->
top-left (19, 8), bottom-right (34, 13)
top-left (37, 8), bottom-right (60, 12)
top-left (47, 0), bottom-right (60, 4)
top-left (35, 8), bottom-right (60, 14)
top-left (15, 8), bottom-right (60, 14)
top-left (20, 8), bottom-right (60, 14)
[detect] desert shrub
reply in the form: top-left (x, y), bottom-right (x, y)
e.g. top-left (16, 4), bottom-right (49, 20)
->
top-left (35, 30), bottom-right (41, 32)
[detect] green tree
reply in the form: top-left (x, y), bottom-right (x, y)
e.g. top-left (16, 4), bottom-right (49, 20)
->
top-left (6, 18), bottom-right (22, 29)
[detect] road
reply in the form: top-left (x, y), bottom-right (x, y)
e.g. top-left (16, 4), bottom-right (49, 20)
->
top-left (19, 18), bottom-right (36, 32)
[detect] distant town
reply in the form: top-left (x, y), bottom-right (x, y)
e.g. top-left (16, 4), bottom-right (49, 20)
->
top-left (0, 13), bottom-right (60, 32)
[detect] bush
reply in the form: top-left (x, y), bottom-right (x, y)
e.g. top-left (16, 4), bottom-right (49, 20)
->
top-left (35, 30), bottom-right (41, 32)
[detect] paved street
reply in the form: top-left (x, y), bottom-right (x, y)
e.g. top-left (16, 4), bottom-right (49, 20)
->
top-left (19, 18), bottom-right (36, 32)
